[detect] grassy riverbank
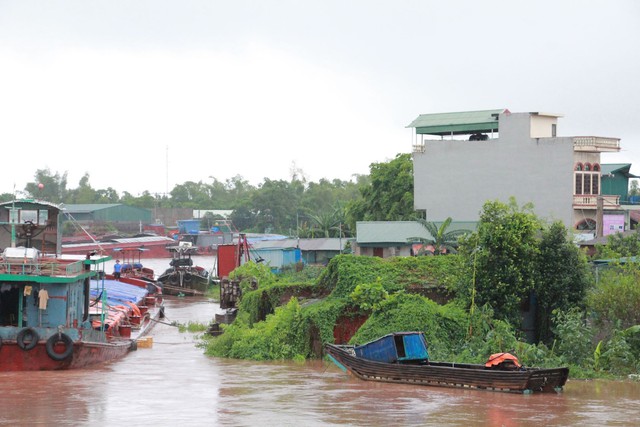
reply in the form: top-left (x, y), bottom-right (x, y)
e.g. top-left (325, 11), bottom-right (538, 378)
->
top-left (194, 255), bottom-right (637, 378)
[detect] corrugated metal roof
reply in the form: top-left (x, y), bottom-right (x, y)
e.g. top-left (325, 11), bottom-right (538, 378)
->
top-left (356, 221), bottom-right (476, 244)
top-left (406, 109), bottom-right (506, 136)
top-left (601, 163), bottom-right (639, 178)
top-left (250, 238), bottom-right (347, 251)
top-left (356, 221), bottom-right (428, 244)
top-left (63, 204), bottom-right (122, 213)
top-left (0, 199), bottom-right (62, 210)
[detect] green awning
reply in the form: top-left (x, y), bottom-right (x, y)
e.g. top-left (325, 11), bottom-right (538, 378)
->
top-left (406, 109), bottom-right (507, 136)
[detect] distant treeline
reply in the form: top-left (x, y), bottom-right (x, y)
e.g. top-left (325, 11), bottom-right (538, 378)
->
top-left (4, 155), bottom-right (416, 235)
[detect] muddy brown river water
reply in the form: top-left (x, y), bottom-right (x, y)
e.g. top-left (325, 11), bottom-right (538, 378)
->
top-left (1, 257), bottom-right (639, 426)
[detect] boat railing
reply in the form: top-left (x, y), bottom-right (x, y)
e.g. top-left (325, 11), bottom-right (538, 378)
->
top-left (0, 258), bottom-right (85, 276)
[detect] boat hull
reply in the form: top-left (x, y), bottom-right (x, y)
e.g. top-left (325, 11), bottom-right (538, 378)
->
top-left (325, 344), bottom-right (568, 393)
top-left (62, 239), bottom-right (175, 258)
top-left (157, 271), bottom-right (210, 296)
top-left (0, 339), bottom-right (133, 371)
top-left (0, 297), bottom-right (164, 371)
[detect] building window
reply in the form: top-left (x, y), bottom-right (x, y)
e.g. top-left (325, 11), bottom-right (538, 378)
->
top-left (575, 171), bottom-right (600, 195)
top-left (584, 174), bottom-right (592, 194)
top-left (575, 163), bottom-right (583, 171)
top-left (575, 174), bottom-right (583, 194)
top-left (593, 163), bottom-right (600, 172)
top-left (576, 218), bottom-right (596, 231)
top-left (584, 163), bottom-right (591, 171)
top-left (552, 124), bottom-right (557, 137)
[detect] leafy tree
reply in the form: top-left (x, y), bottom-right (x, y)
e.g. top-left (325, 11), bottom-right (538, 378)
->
top-left (345, 153), bottom-right (416, 229)
top-left (588, 261), bottom-right (640, 330)
top-left (534, 221), bottom-right (591, 343)
top-left (408, 217), bottom-right (470, 255)
top-left (132, 191), bottom-right (159, 209)
top-left (594, 228), bottom-right (640, 259)
top-left (224, 175), bottom-right (256, 208)
top-left (0, 193), bottom-right (14, 203)
top-left (66, 173), bottom-right (98, 204)
top-left (229, 203), bottom-right (256, 231)
top-left (25, 168), bottom-right (68, 202)
top-left (458, 198), bottom-right (540, 327)
top-left (629, 179), bottom-right (640, 197)
top-left (95, 187), bottom-right (121, 203)
top-left (170, 181), bottom-right (211, 208)
top-left (251, 178), bottom-right (304, 234)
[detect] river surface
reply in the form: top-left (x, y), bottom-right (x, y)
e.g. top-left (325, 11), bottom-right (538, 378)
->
top-left (0, 257), bottom-right (639, 426)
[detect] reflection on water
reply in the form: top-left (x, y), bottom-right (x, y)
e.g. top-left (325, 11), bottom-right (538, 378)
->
top-left (1, 258), bottom-right (639, 426)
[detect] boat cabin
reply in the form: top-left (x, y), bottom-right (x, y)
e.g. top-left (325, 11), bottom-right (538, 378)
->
top-left (0, 200), bottom-right (109, 341)
top-left (355, 332), bottom-right (430, 364)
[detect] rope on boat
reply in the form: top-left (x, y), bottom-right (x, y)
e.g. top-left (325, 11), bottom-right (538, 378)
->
top-left (148, 317), bottom-right (180, 327)
top-left (62, 211), bottom-right (107, 253)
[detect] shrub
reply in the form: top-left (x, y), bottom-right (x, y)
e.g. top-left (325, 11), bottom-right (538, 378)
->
top-left (350, 278), bottom-right (388, 311)
top-left (552, 308), bottom-right (594, 366)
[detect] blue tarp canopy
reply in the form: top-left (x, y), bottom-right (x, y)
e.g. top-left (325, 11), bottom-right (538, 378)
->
top-left (90, 279), bottom-right (148, 306)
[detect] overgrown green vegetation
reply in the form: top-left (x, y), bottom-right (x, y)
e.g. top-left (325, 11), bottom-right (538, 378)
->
top-left (176, 321), bottom-right (208, 333)
top-left (198, 197), bottom-right (640, 379)
top-left (23, 157), bottom-right (638, 378)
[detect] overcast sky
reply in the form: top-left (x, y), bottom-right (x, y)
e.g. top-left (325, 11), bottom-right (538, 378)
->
top-left (1, 1), bottom-right (639, 196)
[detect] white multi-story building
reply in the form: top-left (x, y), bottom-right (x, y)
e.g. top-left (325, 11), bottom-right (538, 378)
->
top-left (408, 109), bottom-right (623, 237)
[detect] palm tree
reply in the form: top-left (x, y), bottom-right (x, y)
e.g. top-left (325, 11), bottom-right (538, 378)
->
top-left (408, 217), bottom-right (470, 255)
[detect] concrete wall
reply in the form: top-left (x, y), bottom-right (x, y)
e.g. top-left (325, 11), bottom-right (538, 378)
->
top-left (530, 114), bottom-right (558, 138)
top-left (356, 245), bottom-right (412, 258)
top-left (413, 112), bottom-right (575, 226)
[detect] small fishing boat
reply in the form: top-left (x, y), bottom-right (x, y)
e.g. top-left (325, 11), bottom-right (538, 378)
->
top-left (0, 199), bottom-right (164, 371)
top-left (157, 243), bottom-right (210, 296)
top-left (111, 247), bottom-right (156, 282)
top-left (325, 332), bottom-right (569, 393)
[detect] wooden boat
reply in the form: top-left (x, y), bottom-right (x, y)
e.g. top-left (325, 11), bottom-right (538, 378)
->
top-left (325, 332), bottom-right (569, 394)
top-left (0, 199), bottom-right (164, 371)
top-left (111, 247), bottom-right (156, 282)
top-left (157, 243), bottom-right (210, 296)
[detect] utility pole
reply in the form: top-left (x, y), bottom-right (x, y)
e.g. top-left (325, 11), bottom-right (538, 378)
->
top-left (596, 195), bottom-right (604, 238)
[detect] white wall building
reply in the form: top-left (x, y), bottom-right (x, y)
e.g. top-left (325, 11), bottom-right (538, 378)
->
top-left (408, 109), bottom-right (622, 236)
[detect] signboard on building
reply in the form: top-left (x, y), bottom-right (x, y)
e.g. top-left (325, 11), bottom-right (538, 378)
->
top-left (603, 214), bottom-right (625, 236)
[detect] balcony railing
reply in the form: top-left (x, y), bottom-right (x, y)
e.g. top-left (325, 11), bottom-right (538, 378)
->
top-left (412, 142), bottom-right (426, 153)
top-left (573, 136), bottom-right (620, 152)
top-left (573, 194), bottom-right (620, 209)
top-left (0, 259), bottom-right (84, 277)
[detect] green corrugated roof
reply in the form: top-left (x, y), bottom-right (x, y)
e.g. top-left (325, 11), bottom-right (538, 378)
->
top-left (356, 221), bottom-right (476, 244)
top-left (406, 109), bottom-right (507, 136)
top-left (601, 164), bottom-right (638, 178)
top-left (63, 204), bottom-right (121, 213)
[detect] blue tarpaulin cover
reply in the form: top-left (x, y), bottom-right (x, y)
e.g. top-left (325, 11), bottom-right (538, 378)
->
top-left (90, 279), bottom-right (148, 306)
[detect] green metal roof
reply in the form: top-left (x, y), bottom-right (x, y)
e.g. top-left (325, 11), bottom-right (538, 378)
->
top-left (601, 164), bottom-right (639, 178)
top-left (356, 221), bottom-right (476, 245)
top-left (63, 204), bottom-right (122, 213)
top-left (406, 109), bottom-right (507, 136)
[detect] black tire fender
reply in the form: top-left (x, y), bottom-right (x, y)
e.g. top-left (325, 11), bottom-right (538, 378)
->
top-left (45, 333), bottom-right (74, 361)
top-left (16, 327), bottom-right (39, 351)
top-left (183, 273), bottom-right (192, 283)
top-left (169, 274), bottom-right (179, 285)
